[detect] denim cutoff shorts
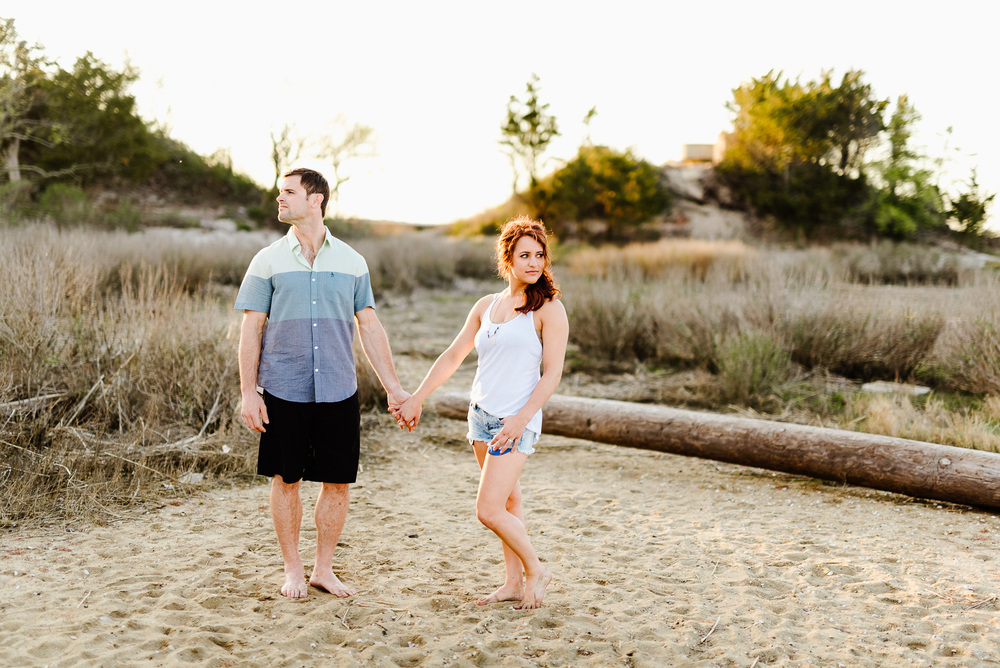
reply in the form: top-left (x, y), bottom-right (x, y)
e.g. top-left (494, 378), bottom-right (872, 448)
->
top-left (467, 402), bottom-right (538, 456)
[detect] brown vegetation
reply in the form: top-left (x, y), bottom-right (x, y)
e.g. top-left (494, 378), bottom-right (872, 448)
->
top-left (2, 225), bottom-right (999, 527)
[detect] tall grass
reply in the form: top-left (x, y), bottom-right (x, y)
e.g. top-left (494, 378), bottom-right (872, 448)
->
top-left (560, 239), bottom-right (1000, 398)
top-left (353, 232), bottom-right (497, 295)
top-left (4, 226), bottom-right (999, 523)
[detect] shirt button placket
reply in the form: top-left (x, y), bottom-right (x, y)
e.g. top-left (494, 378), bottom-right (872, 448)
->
top-left (311, 271), bottom-right (320, 392)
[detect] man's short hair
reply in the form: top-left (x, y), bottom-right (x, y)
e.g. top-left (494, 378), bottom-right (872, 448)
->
top-left (283, 168), bottom-right (331, 217)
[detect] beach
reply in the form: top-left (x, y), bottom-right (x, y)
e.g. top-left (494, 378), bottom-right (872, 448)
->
top-left (3, 400), bottom-right (1000, 667)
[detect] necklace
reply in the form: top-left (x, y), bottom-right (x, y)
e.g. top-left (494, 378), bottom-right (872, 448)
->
top-left (486, 323), bottom-right (502, 345)
top-left (487, 292), bottom-right (524, 345)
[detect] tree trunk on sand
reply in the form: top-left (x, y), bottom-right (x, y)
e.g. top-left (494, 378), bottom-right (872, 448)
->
top-left (433, 392), bottom-right (1000, 511)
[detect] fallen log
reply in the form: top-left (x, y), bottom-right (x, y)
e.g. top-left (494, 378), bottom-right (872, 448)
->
top-left (434, 392), bottom-right (1000, 511)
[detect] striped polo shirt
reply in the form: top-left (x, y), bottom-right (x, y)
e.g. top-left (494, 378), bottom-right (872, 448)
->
top-left (234, 226), bottom-right (376, 403)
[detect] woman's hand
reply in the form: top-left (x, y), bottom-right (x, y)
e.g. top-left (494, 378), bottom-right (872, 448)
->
top-left (394, 396), bottom-right (423, 432)
top-left (488, 414), bottom-right (529, 454)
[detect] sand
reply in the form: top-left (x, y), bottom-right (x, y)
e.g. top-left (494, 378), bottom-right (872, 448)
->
top-left (3, 404), bottom-right (1000, 667)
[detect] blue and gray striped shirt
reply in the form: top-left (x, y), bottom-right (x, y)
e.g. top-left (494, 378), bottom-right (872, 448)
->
top-left (234, 226), bottom-right (375, 403)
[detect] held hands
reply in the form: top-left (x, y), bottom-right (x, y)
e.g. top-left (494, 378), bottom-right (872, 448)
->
top-left (488, 414), bottom-right (528, 455)
top-left (390, 395), bottom-right (423, 432)
top-left (241, 391), bottom-right (269, 433)
top-left (387, 390), bottom-right (420, 432)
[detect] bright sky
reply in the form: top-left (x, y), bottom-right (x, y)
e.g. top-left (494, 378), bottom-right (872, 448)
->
top-left (10, 1), bottom-right (999, 225)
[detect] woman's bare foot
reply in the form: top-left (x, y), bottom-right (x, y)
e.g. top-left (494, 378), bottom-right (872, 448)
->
top-left (477, 580), bottom-right (524, 605)
top-left (513, 568), bottom-right (552, 610)
top-left (280, 572), bottom-right (309, 598)
top-left (309, 569), bottom-right (356, 597)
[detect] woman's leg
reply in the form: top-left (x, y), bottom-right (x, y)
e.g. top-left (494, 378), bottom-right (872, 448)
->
top-left (476, 449), bottom-right (552, 609)
top-left (472, 441), bottom-right (524, 604)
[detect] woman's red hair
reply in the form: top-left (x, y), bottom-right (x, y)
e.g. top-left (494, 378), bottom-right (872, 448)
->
top-left (495, 216), bottom-right (560, 313)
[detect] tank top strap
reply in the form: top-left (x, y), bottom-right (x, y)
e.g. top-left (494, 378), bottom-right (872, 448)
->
top-left (486, 292), bottom-right (502, 323)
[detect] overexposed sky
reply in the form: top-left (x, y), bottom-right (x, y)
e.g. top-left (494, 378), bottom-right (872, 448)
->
top-left (10, 1), bottom-right (999, 225)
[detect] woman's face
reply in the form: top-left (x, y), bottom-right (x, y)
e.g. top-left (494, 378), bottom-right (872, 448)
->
top-left (508, 235), bottom-right (546, 284)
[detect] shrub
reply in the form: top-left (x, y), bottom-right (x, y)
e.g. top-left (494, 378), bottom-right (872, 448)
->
top-left (38, 183), bottom-right (92, 227)
top-left (715, 331), bottom-right (794, 409)
top-left (564, 280), bottom-right (658, 367)
top-left (0, 227), bottom-right (257, 525)
top-left (0, 180), bottom-right (37, 222)
top-left (102, 197), bottom-right (143, 232)
top-left (541, 145), bottom-right (671, 241)
top-left (788, 304), bottom-right (943, 381)
top-left (832, 241), bottom-right (966, 285)
top-left (935, 315), bottom-right (1000, 395)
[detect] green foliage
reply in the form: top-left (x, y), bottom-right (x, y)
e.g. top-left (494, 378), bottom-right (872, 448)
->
top-left (1, 17), bottom-right (50, 183)
top-left (500, 73), bottom-right (559, 193)
top-left (865, 95), bottom-right (944, 238)
top-left (102, 197), bottom-right (143, 232)
top-left (0, 178), bottom-right (34, 219)
top-left (145, 133), bottom-right (264, 205)
top-left (717, 158), bottom-right (872, 233)
top-left (716, 69), bottom-right (966, 241)
top-left (27, 53), bottom-right (158, 183)
top-left (541, 145), bottom-right (671, 241)
top-left (718, 69), bottom-right (888, 236)
top-left (0, 17), bottom-right (265, 222)
top-left (38, 182), bottom-right (90, 225)
top-left (947, 169), bottom-right (996, 248)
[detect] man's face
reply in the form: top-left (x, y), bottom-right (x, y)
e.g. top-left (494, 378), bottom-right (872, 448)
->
top-left (276, 175), bottom-right (317, 224)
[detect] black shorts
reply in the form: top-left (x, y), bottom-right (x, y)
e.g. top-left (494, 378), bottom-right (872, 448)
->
top-left (257, 390), bottom-right (361, 484)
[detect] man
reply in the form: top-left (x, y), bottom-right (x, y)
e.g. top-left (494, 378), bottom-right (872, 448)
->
top-left (235, 167), bottom-right (408, 598)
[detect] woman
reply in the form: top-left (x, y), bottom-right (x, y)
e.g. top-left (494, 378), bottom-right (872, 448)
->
top-left (394, 216), bottom-right (568, 609)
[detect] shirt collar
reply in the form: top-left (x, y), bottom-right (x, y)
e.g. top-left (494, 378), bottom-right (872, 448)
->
top-left (284, 225), bottom-right (334, 251)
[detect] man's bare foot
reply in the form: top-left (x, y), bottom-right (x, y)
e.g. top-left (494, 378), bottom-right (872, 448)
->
top-left (280, 572), bottom-right (309, 598)
top-left (309, 570), bottom-right (356, 597)
top-left (513, 568), bottom-right (552, 610)
top-left (477, 581), bottom-right (524, 606)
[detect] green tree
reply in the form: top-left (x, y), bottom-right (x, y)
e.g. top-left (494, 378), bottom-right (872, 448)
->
top-left (947, 169), bottom-right (995, 247)
top-left (499, 73), bottom-right (559, 194)
top-left (819, 70), bottom-right (887, 176)
top-left (718, 69), bottom-right (889, 235)
top-left (867, 95), bottom-right (944, 238)
top-left (27, 52), bottom-right (160, 184)
top-left (546, 145), bottom-right (671, 241)
top-left (0, 17), bottom-right (53, 183)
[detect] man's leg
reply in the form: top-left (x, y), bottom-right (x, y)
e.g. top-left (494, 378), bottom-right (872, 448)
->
top-left (270, 474), bottom-right (308, 598)
top-left (309, 482), bottom-right (356, 596)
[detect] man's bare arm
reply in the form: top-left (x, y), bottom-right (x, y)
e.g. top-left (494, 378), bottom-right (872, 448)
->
top-left (239, 310), bottom-right (269, 432)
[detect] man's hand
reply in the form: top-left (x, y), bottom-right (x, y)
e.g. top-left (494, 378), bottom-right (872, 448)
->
top-left (387, 389), bottom-right (417, 431)
top-left (392, 395), bottom-right (423, 432)
top-left (241, 391), bottom-right (269, 433)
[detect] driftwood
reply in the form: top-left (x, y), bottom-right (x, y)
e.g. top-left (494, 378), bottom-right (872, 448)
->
top-left (434, 392), bottom-right (1000, 511)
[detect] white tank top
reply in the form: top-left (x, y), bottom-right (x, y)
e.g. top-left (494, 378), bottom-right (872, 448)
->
top-left (470, 293), bottom-right (544, 434)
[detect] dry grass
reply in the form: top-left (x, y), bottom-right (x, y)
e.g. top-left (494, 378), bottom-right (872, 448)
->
top-left (566, 238), bottom-right (754, 280)
top-left (838, 393), bottom-right (1000, 452)
top-left (4, 224), bottom-right (1000, 526)
top-left (0, 225), bottom-right (462, 527)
